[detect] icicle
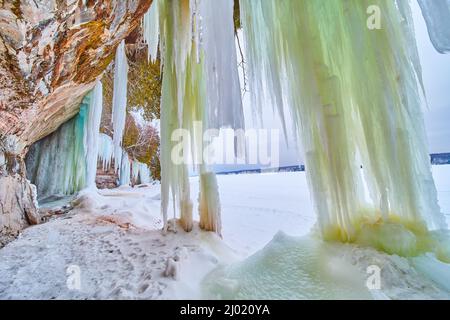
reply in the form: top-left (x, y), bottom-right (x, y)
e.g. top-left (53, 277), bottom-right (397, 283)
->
top-left (112, 40), bottom-right (129, 174)
top-left (239, 0), bottom-right (446, 250)
top-left (119, 151), bottom-right (131, 186)
top-left (98, 133), bottom-right (114, 171)
top-left (418, 0), bottom-right (450, 54)
top-left (132, 160), bottom-right (141, 182)
top-left (143, 0), bottom-right (160, 62)
top-left (131, 161), bottom-right (152, 185)
top-left (139, 163), bottom-right (152, 184)
top-left (98, 132), bottom-right (138, 187)
top-left (84, 82), bottom-right (103, 188)
top-left (196, 0), bottom-right (245, 131)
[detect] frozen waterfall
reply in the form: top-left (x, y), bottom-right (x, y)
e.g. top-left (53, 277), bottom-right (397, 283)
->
top-left (26, 88), bottom-right (96, 200)
top-left (239, 0), bottom-right (447, 255)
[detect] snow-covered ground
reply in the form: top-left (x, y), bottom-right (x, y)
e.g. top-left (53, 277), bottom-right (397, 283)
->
top-left (0, 166), bottom-right (450, 299)
top-left (191, 171), bottom-right (316, 256)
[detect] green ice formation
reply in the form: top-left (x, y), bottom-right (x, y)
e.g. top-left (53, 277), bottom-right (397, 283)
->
top-left (26, 83), bottom-right (103, 200)
top-left (238, 0), bottom-right (448, 257)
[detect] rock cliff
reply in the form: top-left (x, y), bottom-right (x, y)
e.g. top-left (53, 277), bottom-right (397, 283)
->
top-left (0, 0), bottom-right (152, 244)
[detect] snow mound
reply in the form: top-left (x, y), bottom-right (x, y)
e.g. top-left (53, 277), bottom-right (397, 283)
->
top-left (203, 232), bottom-right (373, 300)
top-left (203, 232), bottom-right (450, 300)
top-left (71, 185), bottom-right (163, 231)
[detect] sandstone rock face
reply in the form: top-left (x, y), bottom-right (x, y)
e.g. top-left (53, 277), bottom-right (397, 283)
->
top-left (0, 150), bottom-right (39, 247)
top-left (0, 0), bottom-right (152, 244)
top-left (0, 0), bottom-right (152, 152)
top-left (0, 175), bottom-right (40, 247)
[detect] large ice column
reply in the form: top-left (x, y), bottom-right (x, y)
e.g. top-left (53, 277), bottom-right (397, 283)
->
top-left (85, 82), bottom-right (103, 187)
top-left (193, 0), bottom-right (240, 234)
top-left (158, 0), bottom-right (241, 234)
top-left (418, 0), bottom-right (450, 54)
top-left (239, 0), bottom-right (446, 245)
top-left (98, 133), bottom-right (114, 171)
top-left (240, 0), bottom-right (365, 241)
top-left (112, 40), bottom-right (129, 174)
top-left (159, 0), bottom-right (194, 232)
top-left (199, 171), bottom-right (222, 236)
top-left (343, 0), bottom-right (445, 232)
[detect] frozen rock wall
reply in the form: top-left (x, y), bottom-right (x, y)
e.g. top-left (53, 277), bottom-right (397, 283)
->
top-left (0, 0), bottom-right (152, 241)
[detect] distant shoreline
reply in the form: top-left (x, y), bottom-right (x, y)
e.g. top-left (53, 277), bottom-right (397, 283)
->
top-left (214, 153), bottom-right (450, 176)
top-left (431, 153), bottom-right (450, 165)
